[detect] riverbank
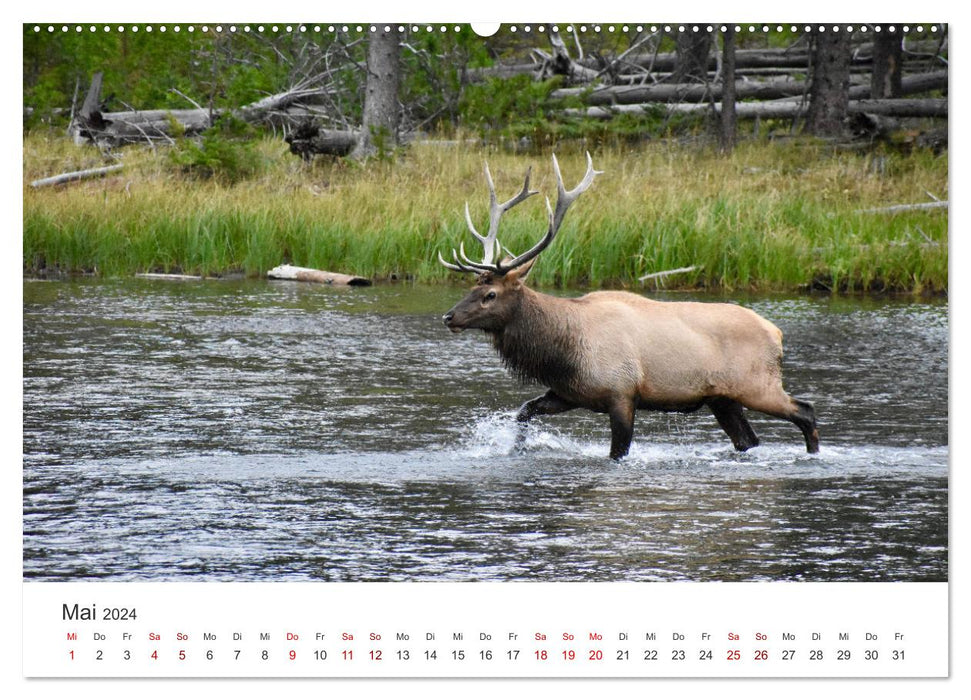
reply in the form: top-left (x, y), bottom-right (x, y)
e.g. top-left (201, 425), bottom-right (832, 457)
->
top-left (23, 134), bottom-right (948, 293)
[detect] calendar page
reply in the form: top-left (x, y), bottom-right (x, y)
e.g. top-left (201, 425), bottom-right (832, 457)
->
top-left (20, 9), bottom-right (953, 695)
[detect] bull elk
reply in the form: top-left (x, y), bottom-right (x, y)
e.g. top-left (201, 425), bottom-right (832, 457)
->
top-left (440, 153), bottom-right (819, 459)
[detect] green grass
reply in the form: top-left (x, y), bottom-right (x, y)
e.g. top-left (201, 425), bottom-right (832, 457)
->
top-left (23, 133), bottom-right (948, 293)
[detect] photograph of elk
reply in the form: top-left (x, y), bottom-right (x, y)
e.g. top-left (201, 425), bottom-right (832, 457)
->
top-left (23, 23), bottom-right (947, 583)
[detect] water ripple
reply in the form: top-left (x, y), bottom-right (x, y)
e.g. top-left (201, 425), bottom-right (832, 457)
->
top-left (23, 280), bottom-right (948, 582)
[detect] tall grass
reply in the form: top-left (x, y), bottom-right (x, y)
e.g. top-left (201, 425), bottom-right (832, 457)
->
top-left (23, 134), bottom-right (948, 293)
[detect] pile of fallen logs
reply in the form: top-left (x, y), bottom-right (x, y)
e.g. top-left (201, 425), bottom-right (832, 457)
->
top-left (68, 72), bottom-right (347, 148)
top-left (472, 32), bottom-right (947, 140)
top-left (59, 30), bottom-right (947, 157)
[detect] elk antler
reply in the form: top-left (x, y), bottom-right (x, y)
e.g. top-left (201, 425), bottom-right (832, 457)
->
top-left (438, 163), bottom-right (537, 273)
top-left (439, 153), bottom-right (602, 276)
top-left (497, 152), bottom-right (602, 274)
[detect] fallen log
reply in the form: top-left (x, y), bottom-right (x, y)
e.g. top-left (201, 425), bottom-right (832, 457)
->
top-left (70, 73), bottom-right (337, 146)
top-left (467, 48), bottom-right (820, 82)
top-left (850, 69), bottom-right (947, 98)
top-left (625, 47), bottom-right (815, 72)
top-left (855, 201), bottom-right (948, 214)
top-left (847, 113), bottom-right (947, 153)
top-left (600, 41), bottom-right (941, 73)
top-left (467, 41), bottom-right (943, 85)
top-left (849, 112), bottom-right (904, 140)
top-left (639, 265), bottom-right (702, 284)
top-left (564, 98), bottom-right (947, 120)
top-left (551, 76), bottom-right (844, 105)
top-left (844, 98), bottom-right (947, 118)
top-left (466, 62), bottom-right (543, 83)
top-left (267, 264), bottom-right (372, 287)
top-left (552, 70), bottom-right (945, 106)
top-left (135, 272), bottom-right (205, 281)
top-left (285, 123), bottom-right (359, 159)
top-left (30, 164), bottom-right (124, 188)
top-left (75, 108), bottom-right (214, 144)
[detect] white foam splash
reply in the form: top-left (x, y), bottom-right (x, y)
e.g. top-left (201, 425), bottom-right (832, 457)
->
top-left (454, 411), bottom-right (948, 477)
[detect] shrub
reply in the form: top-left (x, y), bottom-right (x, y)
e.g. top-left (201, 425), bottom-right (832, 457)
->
top-left (168, 118), bottom-right (263, 184)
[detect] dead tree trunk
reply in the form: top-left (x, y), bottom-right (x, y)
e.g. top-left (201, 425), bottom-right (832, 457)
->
top-left (871, 33), bottom-right (903, 98)
top-left (807, 30), bottom-right (853, 136)
top-left (350, 27), bottom-right (401, 160)
top-left (719, 27), bottom-right (737, 153)
top-left (673, 31), bottom-right (713, 81)
top-left (548, 26), bottom-right (574, 76)
top-left (541, 25), bottom-right (600, 83)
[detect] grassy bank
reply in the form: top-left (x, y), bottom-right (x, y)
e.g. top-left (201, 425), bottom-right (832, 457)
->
top-left (23, 134), bottom-right (948, 293)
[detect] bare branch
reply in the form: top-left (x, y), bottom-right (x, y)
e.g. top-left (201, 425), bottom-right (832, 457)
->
top-left (169, 88), bottom-right (204, 111)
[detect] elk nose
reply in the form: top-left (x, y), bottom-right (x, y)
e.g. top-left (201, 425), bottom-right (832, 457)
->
top-left (442, 312), bottom-right (454, 326)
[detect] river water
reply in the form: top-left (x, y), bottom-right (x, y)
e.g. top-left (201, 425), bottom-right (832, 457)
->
top-left (22, 279), bottom-right (948, 582)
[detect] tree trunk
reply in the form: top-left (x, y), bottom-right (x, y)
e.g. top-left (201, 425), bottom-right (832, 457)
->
top-left (719, 27), bottom-right (737, 153)
top-left (673, 31), bottom-right (712, 82)
top-left (350, 27), bottom-right (401, 160)
top-left (547, 26), bottom-right (574, 76)
top-left (807, 30), bottom-right (853, 136)
top-left (871, 33), bottom-right (903, 98)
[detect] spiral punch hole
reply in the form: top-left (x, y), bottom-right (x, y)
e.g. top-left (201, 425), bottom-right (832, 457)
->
top-left (28, 24), bottom-right (940, 35)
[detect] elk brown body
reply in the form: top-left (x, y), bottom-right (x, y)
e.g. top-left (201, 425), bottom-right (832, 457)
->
top-left (440, 154), bottom-right (818, 459)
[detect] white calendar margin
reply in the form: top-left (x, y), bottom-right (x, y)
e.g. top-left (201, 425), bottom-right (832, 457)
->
top-left (9, 0), bottom-right (963, 697)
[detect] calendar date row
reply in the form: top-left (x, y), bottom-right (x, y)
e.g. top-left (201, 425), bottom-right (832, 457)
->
top-left (67, 645), bottom-right (909, 664)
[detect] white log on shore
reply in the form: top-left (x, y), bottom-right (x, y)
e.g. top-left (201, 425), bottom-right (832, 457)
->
top-left (135, 273), bottom-right (204, 281)
top-left (30, 164), bottom-right (124, 188)
top-left (638, 265), bottom-right (702, 283)
top-left (267, 264), bottom-right (372, 286)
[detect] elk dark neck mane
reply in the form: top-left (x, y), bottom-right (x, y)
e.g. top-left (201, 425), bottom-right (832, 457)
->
top-left (490, 288), bottom-right (581, 388)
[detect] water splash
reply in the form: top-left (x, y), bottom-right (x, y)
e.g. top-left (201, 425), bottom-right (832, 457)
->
top-left (454, 410), bottom-right (946, 481)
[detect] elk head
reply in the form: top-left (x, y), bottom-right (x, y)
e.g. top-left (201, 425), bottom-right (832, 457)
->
top-left (440, 153), bottom-right (601, 333)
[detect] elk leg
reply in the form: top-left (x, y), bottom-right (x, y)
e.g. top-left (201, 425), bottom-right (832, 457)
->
top-left (789, 399), bottom-right (819, 453)
top-left (707, 397), bottom-right (760, 451)
top-left (514, 390), bottom-right (577, 451)
top-left (739, 391), bottom-right (820, 454)
top-left (608, 400), bottom-right (636, 460)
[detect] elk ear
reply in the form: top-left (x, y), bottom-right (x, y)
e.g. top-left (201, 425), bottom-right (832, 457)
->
top-left (505, 257), bottom-right (537, 283)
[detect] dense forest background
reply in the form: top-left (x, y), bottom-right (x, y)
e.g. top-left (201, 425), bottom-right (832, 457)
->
top-left (22, 24), bottom-right (948, 292)
top-left (24, 23), bottom-right (948, 148)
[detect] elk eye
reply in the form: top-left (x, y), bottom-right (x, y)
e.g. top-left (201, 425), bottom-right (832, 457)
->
top-left (484, 291), bottom-right (497, 301)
